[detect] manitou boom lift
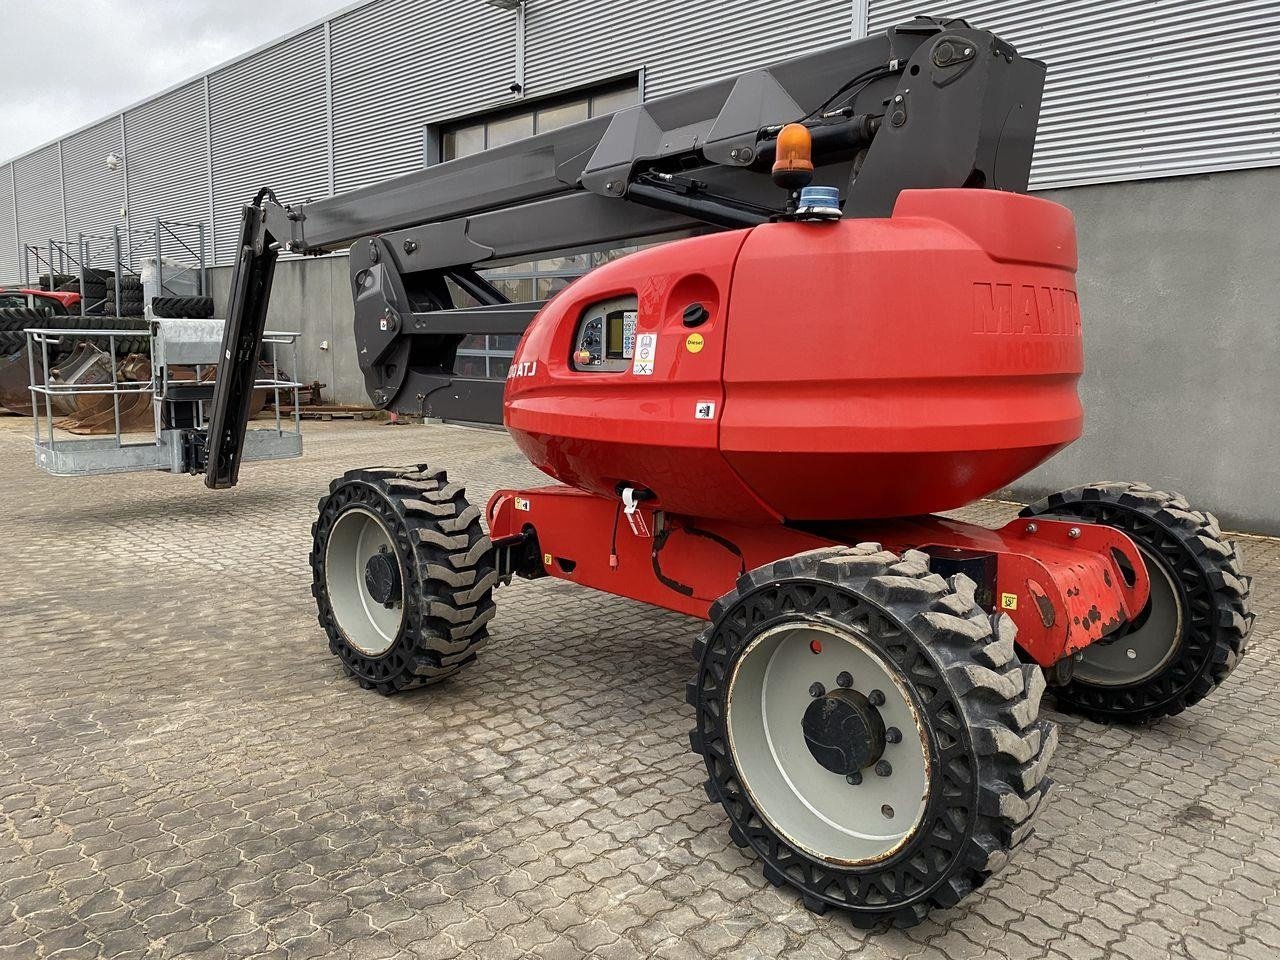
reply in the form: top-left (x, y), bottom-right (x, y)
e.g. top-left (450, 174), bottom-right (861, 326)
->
top-left (209, 17), bottom-right (1253, 927)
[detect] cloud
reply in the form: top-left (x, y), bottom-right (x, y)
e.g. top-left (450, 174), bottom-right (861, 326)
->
top-left (0, 0), bottom-right (354, 162)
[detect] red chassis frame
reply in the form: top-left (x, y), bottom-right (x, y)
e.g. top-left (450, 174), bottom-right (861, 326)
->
top-left (488, 486), bottom-right (1150, 668)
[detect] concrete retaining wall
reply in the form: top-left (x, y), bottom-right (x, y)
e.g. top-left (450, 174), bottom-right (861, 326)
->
top-left (1008, 169), bottom-right (1280, 534)
top-left (209, 254), bottom-right (367, 410)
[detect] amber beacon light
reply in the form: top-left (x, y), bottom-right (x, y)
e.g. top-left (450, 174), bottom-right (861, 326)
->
top-left (771, 122), bottom-right (815, 190)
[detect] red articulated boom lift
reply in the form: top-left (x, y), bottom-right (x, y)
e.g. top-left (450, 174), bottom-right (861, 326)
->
top-left (203, 16), bottom-right (1254, 926)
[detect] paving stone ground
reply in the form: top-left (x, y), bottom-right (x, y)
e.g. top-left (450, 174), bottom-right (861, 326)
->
top-left (0, 416), bottom-right (1277, 960)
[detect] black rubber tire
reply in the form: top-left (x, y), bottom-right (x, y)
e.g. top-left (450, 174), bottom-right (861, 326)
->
top-left (0, 330), bottom-right (26, 354)
top-left (0, 316), bottom-right (150, 358)
top-left (311, 465), bottom-right (497, 694)
top-left (83, 291), bottom-right (107, 310)
top-left (1021, 482), bottom-right (1254, 723)
top-left (0, 307), bottom-right (54, 324)
top-left (688, 544), bottom-right (1055, 927)
top-left (0, 309), bottom-right (62, 354)
top-left (119, 276), bottom-right (142, 292)
top-left (151, 295), bottom-right (214, 319)
top-left (38, 273), bottom-right (76, 291)
top-left (53, 278), bottom-right (104, 295)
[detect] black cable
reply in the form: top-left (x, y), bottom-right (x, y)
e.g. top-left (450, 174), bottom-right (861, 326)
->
top-left (608, 499), bottom-right (623, 570)
top-left (799, 63), bottom-right (901, 123)
top-left (822, 69), bottom-right (896, 119)
top-left (650, 521), bottom-right (747, 598)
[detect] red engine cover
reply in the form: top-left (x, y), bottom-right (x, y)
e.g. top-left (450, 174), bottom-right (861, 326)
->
top-left (504, 189), bottom-right (1082, 522)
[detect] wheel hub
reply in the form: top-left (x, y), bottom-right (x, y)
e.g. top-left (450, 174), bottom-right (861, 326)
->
top-left (1074, 543), bottom-right (1182, 687)
top-left (725, 622), bottom-right (931, 866)
top-left (364, 549), bottom-right (401, 608)
top-left (801, 688), bottom-right (886, 775)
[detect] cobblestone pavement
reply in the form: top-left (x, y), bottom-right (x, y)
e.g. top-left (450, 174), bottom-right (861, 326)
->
top-left (0, 416), bottom-right (1277, 960)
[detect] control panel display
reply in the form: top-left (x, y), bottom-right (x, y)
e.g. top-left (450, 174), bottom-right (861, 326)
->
top-left (572, 295), bottom-right (638, 372)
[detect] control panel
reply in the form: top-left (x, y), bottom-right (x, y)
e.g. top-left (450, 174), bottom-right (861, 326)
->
top-left (571, 295), bottom-right (638, 372)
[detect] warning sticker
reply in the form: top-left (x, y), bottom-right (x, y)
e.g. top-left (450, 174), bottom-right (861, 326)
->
top-left (514, 497), bottom-right (530, 511)
top-left (685, 333), bottom-right (705, 354)
top-left (1000, 593), bottom-right (1018, 611)
top-left (695, 401), bottom-right (716, 420)
top-left (632, 332), bottom-right (657, 375)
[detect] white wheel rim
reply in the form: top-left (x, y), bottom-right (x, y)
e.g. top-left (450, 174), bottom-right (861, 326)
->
top-left (726, 622), bottom-right (932, 866)
top-left (324, 506), bottom-right (405, 657)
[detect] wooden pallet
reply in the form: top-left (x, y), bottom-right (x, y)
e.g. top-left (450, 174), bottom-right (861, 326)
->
top-left (275, 404), bottom-right (378, 421)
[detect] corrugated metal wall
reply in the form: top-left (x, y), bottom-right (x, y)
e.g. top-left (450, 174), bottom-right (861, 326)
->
top-left (868, 0), bottom-right (1280, 188)
top-left (3, 0), bottom-right (1279, 283)
top-left (210, 27), bottom-right (331, 262)
top-left (524, 0), bottom-right (853, 98)
top-left (62, 118), bottom-right (124, 243)
top-left (0, 166), bottom-right (16, 284)
top-left (331, 0), bottom-right (517, 193)
top-left (125, 81), bottom-right (210, 246)
top-left (13, 144), bottom-right (63, 279)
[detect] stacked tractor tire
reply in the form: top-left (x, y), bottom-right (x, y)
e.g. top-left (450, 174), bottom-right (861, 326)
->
top-left (0, 313), bottom-right (150, 360)
top-left (0, 294), bottom-right (214, 362)
top-left (104, 276), bottom-right (144, 318)
top-left (48, 269), bottom-right (113, 314)
top-left (36, 271), bottom-right (214, 321)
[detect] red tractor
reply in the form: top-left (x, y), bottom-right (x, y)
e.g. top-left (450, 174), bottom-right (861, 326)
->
top-left (202, 17), bottom-right (1253, 926)
top-left (0, 287), bottom-right (80, 314)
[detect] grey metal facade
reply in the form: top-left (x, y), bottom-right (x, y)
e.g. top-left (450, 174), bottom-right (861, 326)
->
top-left (869, 0), bottom-right (1280, 188)
top-left (3, 0), bottom-right (1280, 282)
top-left (61, 118), bottom-right (124, 245)
top-left (330, 0), bottom-right (518, 193)
top-left (12, 144), bottom-right (63, 274)
top-left (522, 1), bottom-right (854, 100)
top-left (0, 167), bottom-right (16, 284)
top-left (211, 27), bottom-right (332, 263)
top-left (124, 81), bottom-right (210, 239)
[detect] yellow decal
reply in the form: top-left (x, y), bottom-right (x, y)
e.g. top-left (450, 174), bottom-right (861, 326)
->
top-left (514, 497), bottom-right (530, 511)
top-left (685, 333), bottom-right (705, 354)
top-left (543, 553), bottom-right (553, 567)
top-left (1000, 593), bottom-right (1018, 611)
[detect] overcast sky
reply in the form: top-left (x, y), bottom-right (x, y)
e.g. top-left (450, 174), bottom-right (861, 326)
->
top-left (1, 0), bottom-right (354, 163)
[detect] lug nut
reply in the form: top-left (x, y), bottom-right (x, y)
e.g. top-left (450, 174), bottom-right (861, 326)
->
top-left (881, 804), bottom-right (895, 819)
top-left (885, 727), bottom-right (902, 744)
top-left (875, 760), bottom-right (893, 777)
top-left (809, 682), bottom-right (825, 698)
top-left (1068, 526), bottom-right (1081, 539)
top-left (868, 689), bottom-right (885, 707)
top-left (836, 671), bottom-right (853, 688)
top-left (1025, 522), bottom-right (1038, 534)
top-left (846, 772), bottom-right (862, 785)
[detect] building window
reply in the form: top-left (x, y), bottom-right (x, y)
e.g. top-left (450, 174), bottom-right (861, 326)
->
top-left (435, 79), bottom-right (644, 381)
top-left (437, 79), bottom-right (639, 163)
